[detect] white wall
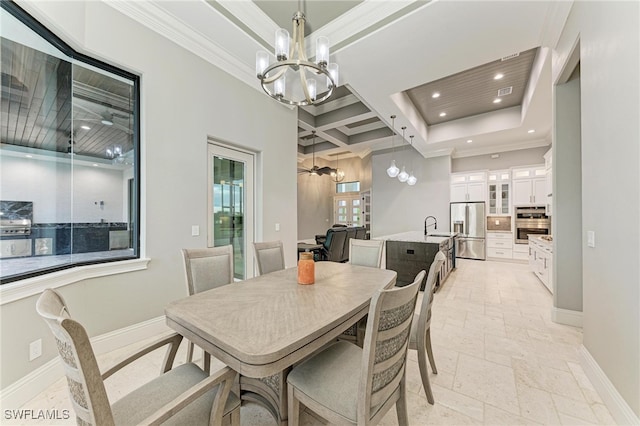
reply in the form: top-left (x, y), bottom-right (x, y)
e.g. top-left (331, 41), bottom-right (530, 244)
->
top-left (554, 0), bottom-right (639, 417)
top-left (297, 155), bottom-right (369, 241)
top-left (554, 76), bottom-right (583, 313)
top-left (297, 158), bottom-right (333, 240)
top-left (371, 151), bottom-right (450, 238)
top-left (0, 155), bottom-right (127, 223)
top-left (0, 0), bottom-right (297, 389)
top-left (452, 146), bottom-right (549, 173)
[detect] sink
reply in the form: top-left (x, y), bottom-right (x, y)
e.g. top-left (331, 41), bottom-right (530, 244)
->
top-left (427, 233), bottom-right (452, 237)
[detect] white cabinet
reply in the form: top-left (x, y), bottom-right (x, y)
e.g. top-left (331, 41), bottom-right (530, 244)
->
top-left (528, 237), bottom-right (553, 293)
top-left (487, 170), bottom-right (511, 215)
top-left (487, 232), bottom-right (513, 259)
top-left (450, 172), bottom-right (486, 202)
top-left (511, 165), bottom-right (546, 206)
top-left (544, 149), bottom-right (552, 216)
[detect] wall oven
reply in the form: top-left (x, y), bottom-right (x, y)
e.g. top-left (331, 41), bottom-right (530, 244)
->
top-left (514, 207), bottom-right (550, 244)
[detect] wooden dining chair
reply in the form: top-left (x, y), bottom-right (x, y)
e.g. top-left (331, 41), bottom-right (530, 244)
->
top-left (349, 238), bottom-right (384, 268)
top-left (181, 245), bottom-right (234, 369)
top-left (287, 270), bottom-right (425, 426)
top-left (253, 240), bottom-right (285, 275)
top-left (339, 239), bottom-right (385, 345)
top-left (36, 288), bottom-right (240, 426)
top-left (409, 250), bottom-right (446, 404)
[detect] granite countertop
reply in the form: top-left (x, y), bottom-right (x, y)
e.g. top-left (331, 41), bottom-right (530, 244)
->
top-left (529, 235), bottom-right (553, 250)
top-left (375, 231), bottom-right (458, 244)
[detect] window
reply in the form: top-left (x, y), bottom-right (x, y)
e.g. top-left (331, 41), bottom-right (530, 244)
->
top-left (336, 181), bottom-right (360, 193)
top-left (0, 2), bottom-right (140, 284)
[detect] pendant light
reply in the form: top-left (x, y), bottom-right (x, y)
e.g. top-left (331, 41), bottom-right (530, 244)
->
top-left (397, 126), bottom-right (409, 182)
top-left (407, 135), bottom-right (418, 186)
top-left (386, 115), bottom-right (400, 178)
top-left (331, 152), bottom-right (345, 182)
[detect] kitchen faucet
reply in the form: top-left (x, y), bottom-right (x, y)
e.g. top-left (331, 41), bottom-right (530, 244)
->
top-left (424, 216), bottom-right (437, 235)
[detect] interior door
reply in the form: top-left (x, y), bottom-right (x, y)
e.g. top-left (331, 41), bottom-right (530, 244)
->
top-left (334, 195), bottom-right (362, 226)
top-left (208, 143), bottom-right (255, 279)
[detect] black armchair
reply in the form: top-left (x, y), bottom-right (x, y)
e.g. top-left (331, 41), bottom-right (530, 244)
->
top-left (319, 227), bottom-right (348, 262)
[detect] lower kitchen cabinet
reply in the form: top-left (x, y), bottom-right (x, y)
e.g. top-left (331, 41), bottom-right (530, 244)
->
top-left (528, 236), bottom-right (553, 293)
top-left (384, 232), bottom-right (456, 290)
top-left (486, 232), bottom-right (513, 259)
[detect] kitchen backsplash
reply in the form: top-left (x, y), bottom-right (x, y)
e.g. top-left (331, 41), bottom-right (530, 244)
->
top-left (0, 200), bottom-right (33, 221)
top-left (487, 215), bottom-right (511, 231)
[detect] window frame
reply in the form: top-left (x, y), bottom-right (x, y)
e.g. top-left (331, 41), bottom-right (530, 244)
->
top-left (0, 1), bottom-right (142, 285)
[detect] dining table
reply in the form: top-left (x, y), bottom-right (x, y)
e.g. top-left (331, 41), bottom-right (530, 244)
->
top-left (165, 261), bottom-right (397, 424)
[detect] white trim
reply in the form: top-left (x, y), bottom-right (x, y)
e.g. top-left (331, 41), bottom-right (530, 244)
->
top-left (104, 1), bottom-right (257, 90)
top-left (452, 139), bottom-right (550, 159)
top-left (0, 258), bottom-right (150, 305)
top-left (579, 345), bottom-right (640, 426)
top-left (551, 306), bottom-right (583, 327)
top-left (0, 316), bottom-right (168, 411)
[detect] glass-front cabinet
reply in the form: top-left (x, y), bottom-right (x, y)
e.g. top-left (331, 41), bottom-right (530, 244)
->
top-left (487, 170), bottom-right (510, 215)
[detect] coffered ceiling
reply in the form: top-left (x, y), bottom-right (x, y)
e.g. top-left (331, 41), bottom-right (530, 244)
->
top-left (150, 0), bottom-right (568, 160)
top-left (2, 0), bottom-right (573, 164)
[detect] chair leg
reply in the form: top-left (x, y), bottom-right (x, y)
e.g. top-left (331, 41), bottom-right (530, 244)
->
top-left (425, 328), bottom-right (438, 374)
top-left (416, 345), bottom-right (435, 405)
top-left (187, 341), bottom-right (194, 363)
top-left (287, 383), bottom-right (300, 426)
top-left (396, 376), bottom-right (409, 426)
top-left (229, 406), bottom-right (240, 426)
top-left (204, 351), bottom-right (211, 374)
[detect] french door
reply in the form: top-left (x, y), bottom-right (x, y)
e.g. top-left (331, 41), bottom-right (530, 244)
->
top-left (333, 195), bottom-right (362, 226)
top-left (207, 143), bottom-right (255, 279)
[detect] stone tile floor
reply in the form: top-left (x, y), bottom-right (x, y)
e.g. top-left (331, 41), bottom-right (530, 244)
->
top-left (12, 259), bottom-right (616, 425)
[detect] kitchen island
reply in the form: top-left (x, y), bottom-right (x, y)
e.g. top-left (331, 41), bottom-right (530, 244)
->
top-left (376, 231), bottom-right (458, 290)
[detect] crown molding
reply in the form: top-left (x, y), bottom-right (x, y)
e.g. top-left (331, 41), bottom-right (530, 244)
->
top-left (451, 138), bottom-right (550, 159)
top-left (104, 1), bottom-right (257, 92)
top-left (314, 0), bottom-right (419, 53)
top-left (214, 0), bottom-right (277, 48)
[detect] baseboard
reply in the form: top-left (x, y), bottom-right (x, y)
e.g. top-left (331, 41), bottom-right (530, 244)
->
top-left (0, 315), bottom-right (168, 411)
top-left (579, 345), bottom-right (640, 425)
top-left (551, 306), bottom-right (583, 327)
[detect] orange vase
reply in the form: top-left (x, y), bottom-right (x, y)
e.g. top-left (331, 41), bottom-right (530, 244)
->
top-left (297, 252), bottom-right (315, 285)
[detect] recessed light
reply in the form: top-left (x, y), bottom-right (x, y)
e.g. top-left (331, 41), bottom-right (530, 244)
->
top-left (528, 129), bottom-right (535, 133)
top-left (25, 154), bottom-right (33, 158)
top-left (494, 73), bottom-right (504, 80)
top-left (81, 125), bottom-right (91, 130)
top-left (493, 98), bottom-right (502, 104)
top-left (93, 163), bottom-right (99, 167)
top-left (439, 112), bottom-right (446, 117)
top-left (432, 92), bottom-right (440, 99)
top-left (467, 140), bottom-right (473, 143)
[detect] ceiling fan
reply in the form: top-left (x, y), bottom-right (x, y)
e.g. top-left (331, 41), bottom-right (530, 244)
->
top-left (297, 131), bottom-right (337, 176)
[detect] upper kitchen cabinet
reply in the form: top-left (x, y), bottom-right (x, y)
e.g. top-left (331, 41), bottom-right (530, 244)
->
top-left (450, 172), bottom-right (487, 202)
top-left (487, 170), bottom-right (511, 215)
top-left (511, 165), bottom-right (546, 206)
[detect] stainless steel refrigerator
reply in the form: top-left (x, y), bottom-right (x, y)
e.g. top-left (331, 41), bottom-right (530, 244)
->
top-left (450, 201), bottom-right (486, 260)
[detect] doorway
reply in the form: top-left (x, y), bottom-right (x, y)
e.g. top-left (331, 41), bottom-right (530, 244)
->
top-left (207, 143), bottom-right (255, 279)
top-left (333, 195), bottom-right (362, 227)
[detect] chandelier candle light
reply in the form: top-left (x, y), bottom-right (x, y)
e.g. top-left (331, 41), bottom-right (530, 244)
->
top-left (386, 115), bottom-right (400, 178)
top-left (397, 126), bottom-right (409, 182)
top-left (256, 9), bottom-right (339, 106)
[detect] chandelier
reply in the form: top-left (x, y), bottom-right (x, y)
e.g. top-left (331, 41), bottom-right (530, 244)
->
top-left (331, 153), bottom-right (345, 183)
top-left (255, 8), bottom-right (339, 106)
